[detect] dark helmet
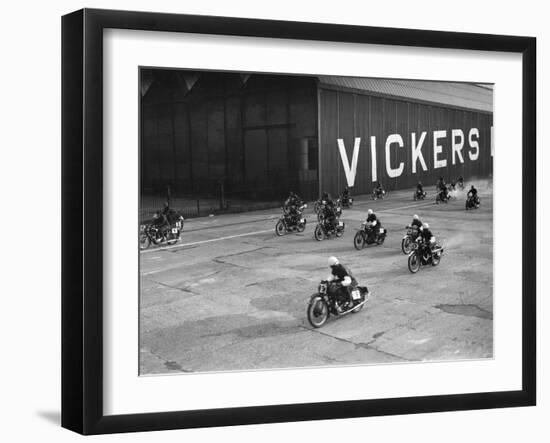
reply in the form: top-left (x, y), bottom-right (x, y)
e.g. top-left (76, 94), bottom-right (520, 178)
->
top-left (322, 191), bottom-right (329, 199)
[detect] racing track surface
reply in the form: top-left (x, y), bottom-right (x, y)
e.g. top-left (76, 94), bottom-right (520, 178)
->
top-left (140, 183), bottom-right (493, 374)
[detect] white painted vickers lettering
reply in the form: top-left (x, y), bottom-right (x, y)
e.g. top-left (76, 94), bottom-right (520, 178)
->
top-left (336, 127), bottom-right (485, 186)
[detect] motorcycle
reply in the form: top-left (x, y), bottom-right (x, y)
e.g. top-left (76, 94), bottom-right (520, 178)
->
top-left (275, 204), bottom-right (307, 235)
top-left (413, 189), bottom-right (427, 201)
top-left (465, 193), bottom-right (480, 210)
top-left (139, 215), bottom-right (184, 250)
top-left (435, 188), bottom-right (450, 204)
top-left (318, 203), bottom-right (342, 222)
top-left (353, 222), bottom-right (387, 249)
top-left (407, 239), bottom-right (444, 273)
top-left (339, 194), bottom-right (354, 208)
top-left (307, 280), bottom-right (370, 328)
top-left (314, 218), bottom-right (345, 241)
top-left (372, 188), bottom-right (386, 200)
top-left (401, 224), bottom-right (421, 254)
top-left (457, 180), bottom-right (465, 191)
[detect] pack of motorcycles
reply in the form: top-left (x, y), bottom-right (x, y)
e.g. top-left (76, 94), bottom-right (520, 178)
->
top-left (140, 184), bottom-right (479, 329)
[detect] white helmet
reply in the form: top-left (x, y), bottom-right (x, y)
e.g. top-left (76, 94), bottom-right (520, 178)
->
top-left (413, 214), bottom-right (419, 220)
top-left (367, 209), bottom-right (373, 215)
top-left (328, 256), bottom-right (339, 267)
top-left (423, 222), bottom-right (430, 229)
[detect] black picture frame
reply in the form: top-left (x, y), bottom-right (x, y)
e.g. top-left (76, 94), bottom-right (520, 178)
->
top-left (61, 8), bottom-right (536, 435)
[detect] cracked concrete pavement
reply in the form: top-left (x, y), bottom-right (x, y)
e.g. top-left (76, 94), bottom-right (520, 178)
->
top-left (139, 182), bottom-right (493, 375)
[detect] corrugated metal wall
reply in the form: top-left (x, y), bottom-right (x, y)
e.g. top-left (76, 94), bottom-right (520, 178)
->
top-left (141, 72), bottom-right (318, 200)
top-left (319, 88), bottom-right (493, 197)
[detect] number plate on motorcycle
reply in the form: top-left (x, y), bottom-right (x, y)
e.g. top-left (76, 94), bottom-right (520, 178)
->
top-left (351, 290), bottom-right (361, 300)
top-left (338, 221), bottom-right (343, 226)
top-left (171, 228), bottom-right (178, 234)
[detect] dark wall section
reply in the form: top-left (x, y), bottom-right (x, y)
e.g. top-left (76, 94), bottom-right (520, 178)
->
top-left (319, 88), bottom-right (493, 197)
top-left (141, 71), bottom-right (318, 200)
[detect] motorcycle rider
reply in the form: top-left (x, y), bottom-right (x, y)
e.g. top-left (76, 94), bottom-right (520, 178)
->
top-left (284, 191), bottom-right (302, 225)
top-left (468, 185), bottom-right (478, 201)
top-left (341, 187), bottom-right (351, 205)
top-left (152, 209), bottom-right (170, 238)
top-left (411, 214), bottom-right (423, 231)
top-left (365, 209), bottom-right (381, 242)
top-left (321, 192), bottom-right (338, 231)
top-left (419, 222), bottom-right (436, 255)
top-left (161, 201), bottom-right (179, 225)
top-left (416, 181), bottom-right (424, 198)
top-left (436, 176), bottom-right (449, 201)
top-left (327, 256), bottom-right (357, 312)
top-left (373, 181), bottom-right (385, 198)
top-left (457, 175), bottom-right (465, 189)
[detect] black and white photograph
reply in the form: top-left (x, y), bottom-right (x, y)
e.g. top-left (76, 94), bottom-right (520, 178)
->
top-left (138, 69), bottom-right (494, 375)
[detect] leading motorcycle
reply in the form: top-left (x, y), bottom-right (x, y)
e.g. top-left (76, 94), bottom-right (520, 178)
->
top-left (307, 280), bottom-right (370, 328)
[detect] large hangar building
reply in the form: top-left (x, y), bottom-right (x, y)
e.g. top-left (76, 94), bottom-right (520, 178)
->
top-left (141, 70), bottom-right (493, 201)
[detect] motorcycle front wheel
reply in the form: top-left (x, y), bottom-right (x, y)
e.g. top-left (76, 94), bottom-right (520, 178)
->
top-left (139, 233), bottom-right (151, 250)
top-left (275, 220), bottom-right (285, 236)
top-left (408, 253), bottom-right (421, 273)
top-left (314, 225), bottom-right (324, 241)
top-left (432, 252), bottom-right (441, 266)
top-left (307, 296), bottom-right (329, 328)
top-left (401, 237), bottom-right (412, 254)
top-left (353, 231), bottom-right (365, 250)
top-left (297, 221), bottom-right (306, 233)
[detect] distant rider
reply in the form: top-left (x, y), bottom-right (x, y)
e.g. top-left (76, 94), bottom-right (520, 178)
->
top-left (416, 181), bottom-right (424, 197)
top-left (467, 185), bottom-right (479, 206)
top-left (342, 187), bottom-right (350, 204)
top-left (327, 256), bottom-right (358, 312)
top-left (436, 176), bottom-right (449, 200)
top-left (374, 181), bottom-right (384, 198)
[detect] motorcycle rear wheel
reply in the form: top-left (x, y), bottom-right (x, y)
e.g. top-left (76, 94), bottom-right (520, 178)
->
top-left (307, 296), bottom-right (329, 328)
top-left (275, 220), bottom-right (285, 236)
top-left (408, 253), bottom-right (421, 273)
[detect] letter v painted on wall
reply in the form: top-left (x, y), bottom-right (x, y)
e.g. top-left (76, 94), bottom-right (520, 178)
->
top-left (337, 138), bottom-right (360, 187)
